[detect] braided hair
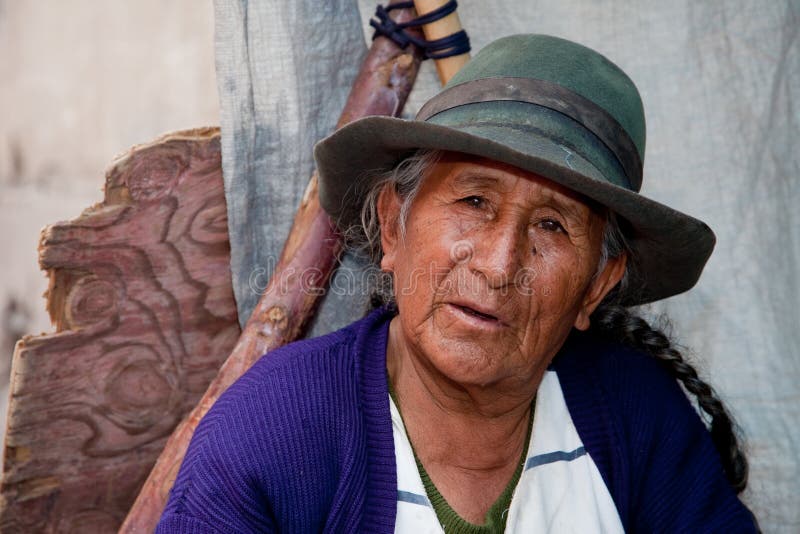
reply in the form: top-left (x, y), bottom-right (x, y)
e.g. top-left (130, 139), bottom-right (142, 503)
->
top-left (590, 214), bottom-right (748, 493)
top-left (588, 303), bottom-right (748, 493)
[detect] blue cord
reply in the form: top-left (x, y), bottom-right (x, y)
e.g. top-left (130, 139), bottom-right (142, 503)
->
top-left (370, 0), bottom-right (471, 60)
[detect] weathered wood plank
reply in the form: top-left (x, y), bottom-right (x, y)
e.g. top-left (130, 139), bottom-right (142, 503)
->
top-left (0, 128), bottom-right (240, 533)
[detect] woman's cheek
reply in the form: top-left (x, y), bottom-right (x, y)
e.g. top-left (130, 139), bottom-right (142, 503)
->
top-left (531, 249), bottom-right (579, 297)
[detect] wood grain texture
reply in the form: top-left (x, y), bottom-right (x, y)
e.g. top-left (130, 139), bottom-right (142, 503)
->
top-left (0, 128), bottom-right (240, 533)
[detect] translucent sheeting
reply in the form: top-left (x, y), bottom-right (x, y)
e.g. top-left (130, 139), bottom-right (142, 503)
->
top-left (214, 1), bottom-right (799, 530)
top-left (214, 0), bottom-right (369, 330)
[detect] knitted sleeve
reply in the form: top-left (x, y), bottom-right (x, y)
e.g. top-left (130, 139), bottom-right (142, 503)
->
top-left (154, 374), bottom-right (280, 533)
top-left (555, 333), bottom-right (758, 532)
top-left (154, 326), bottom-right (365, 533)
top-left (155, 510), bottom-right (251, 533)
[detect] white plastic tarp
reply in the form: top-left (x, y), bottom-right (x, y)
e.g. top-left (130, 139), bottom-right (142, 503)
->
top-left (213, 1), bottom-right (799, 531)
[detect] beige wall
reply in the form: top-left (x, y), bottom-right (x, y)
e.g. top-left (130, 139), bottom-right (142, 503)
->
top-left (0, 0), bottom-right (219, 439)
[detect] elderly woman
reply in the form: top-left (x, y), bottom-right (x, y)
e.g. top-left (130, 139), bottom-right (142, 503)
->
top-left (157, 35), bottom-right (757, 532)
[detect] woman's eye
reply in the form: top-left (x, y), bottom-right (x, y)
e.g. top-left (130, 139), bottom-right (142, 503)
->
top-left (459, 195), bottom-right (485, 208)
top-left (538, 219), bottom-right (566, 233)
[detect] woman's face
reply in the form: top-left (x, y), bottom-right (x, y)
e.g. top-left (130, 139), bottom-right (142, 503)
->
top-left (378, 152), bottom-right (626, 389)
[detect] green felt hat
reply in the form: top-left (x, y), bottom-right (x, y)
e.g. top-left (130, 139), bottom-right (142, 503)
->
top-left (314, 34), bottom-right (715, 304)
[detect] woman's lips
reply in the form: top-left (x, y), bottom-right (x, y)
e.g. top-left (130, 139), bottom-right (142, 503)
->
top-left (444, 302), bottom-right (508, 328)
top-left (455, 304), bottom-right (497, 321)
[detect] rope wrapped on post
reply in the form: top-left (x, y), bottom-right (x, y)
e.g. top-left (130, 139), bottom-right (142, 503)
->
top-left (371, 0), bottom-right (471, 59)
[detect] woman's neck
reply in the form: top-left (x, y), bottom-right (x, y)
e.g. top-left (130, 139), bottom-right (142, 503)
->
top-left (387, 317), bottom-right (539, 523)
top-left (386, 317), bottom-right (539, 473)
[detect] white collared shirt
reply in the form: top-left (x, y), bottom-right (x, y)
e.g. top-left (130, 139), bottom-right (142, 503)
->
top-left (391, 370), bottom-right (625, 533)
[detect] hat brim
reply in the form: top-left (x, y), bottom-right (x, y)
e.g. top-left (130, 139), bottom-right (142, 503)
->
top-left (314, 115), bottom-right (715, 305)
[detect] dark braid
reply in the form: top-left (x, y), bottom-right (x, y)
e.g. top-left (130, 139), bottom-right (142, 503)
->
top-left (590, 303), bottom-right (749, 493)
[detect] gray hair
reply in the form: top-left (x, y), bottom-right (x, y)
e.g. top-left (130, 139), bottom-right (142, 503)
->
top-left (596, 210), bottom-right (632, 301)
top-left (344, 149), bottom-right (632, 307)
top-left (344, 150), bottom-right (442, 305)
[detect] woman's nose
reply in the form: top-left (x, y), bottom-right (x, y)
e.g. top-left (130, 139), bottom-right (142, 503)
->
top-left (462, 220), bottom-right (527, 289)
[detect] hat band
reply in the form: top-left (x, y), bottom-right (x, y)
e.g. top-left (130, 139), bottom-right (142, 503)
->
top-left (416, 77), bottom-right (643, 191)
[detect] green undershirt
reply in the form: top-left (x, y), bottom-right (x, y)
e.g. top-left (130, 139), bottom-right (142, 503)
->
top-left (389, 382), bottom-right (534, 533)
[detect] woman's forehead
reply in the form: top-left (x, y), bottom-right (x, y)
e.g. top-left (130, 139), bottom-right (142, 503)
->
top-left (422, 151), bottom-right (603, 213)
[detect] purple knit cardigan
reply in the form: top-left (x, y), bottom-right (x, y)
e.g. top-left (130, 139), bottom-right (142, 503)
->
top-left (156, 306), bottom-right (757, 533)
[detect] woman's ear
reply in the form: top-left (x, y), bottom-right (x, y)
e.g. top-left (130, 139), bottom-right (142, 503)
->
top-left (377, 185), bottom-right (402, 272)
top-left (574, 252), bottom-right (627, 331)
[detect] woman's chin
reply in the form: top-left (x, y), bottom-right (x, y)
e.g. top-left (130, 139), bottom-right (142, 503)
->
top-left (425, 337), bottom-right (513, 388)
top-left (399, 308), bottom-right (530, 388)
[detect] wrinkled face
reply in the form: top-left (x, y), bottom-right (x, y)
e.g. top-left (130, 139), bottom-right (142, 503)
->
top-left (378, 152), bottom-right (626, 389)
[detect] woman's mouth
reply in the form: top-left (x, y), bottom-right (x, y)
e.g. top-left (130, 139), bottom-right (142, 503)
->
top-left (445, 302), bottom-right (506, 329)
top-left (455, 304), bottom-right (497, 321)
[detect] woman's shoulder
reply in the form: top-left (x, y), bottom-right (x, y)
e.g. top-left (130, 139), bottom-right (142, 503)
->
top-left (159, 308), bottom-right (395, 532)
top-left (179, 320), bottom-right (362, 466)
top-left (552, 329), bottom-right (756, 532)
top-left (552, 328), bottom-right (704, 454)
top-left (553, 328), bottom-right (685, 409)
top-left (236, 320), bottom-right (359, 391)
top-left (238, 304), bottom-right (394, 384)
top-left (207, 308), bottom-right (386, 434)
top-left (186, 304), bottom-right (396, 461)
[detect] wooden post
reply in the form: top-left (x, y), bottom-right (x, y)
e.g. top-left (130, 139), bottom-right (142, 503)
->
top-left (413, 0), bottom-right (471, 84)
